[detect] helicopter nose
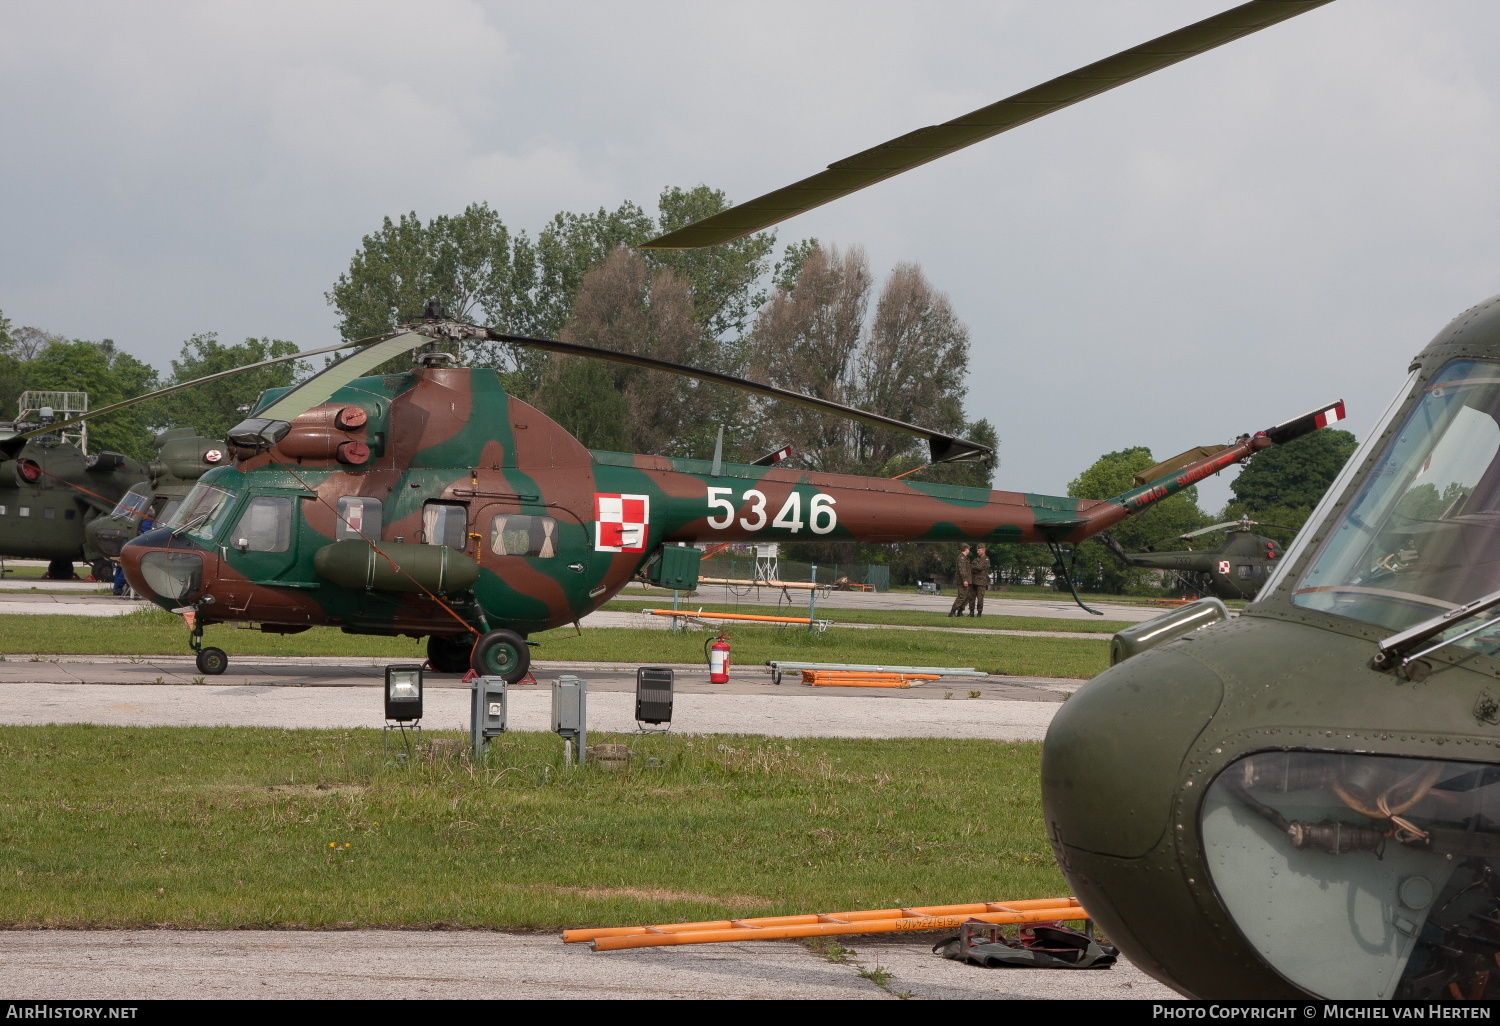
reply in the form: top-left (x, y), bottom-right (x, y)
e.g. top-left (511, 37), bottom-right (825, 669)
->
top-left (1040, 646), bottom-right (1225, 975)
top-left (121, 531), bottom-right (206, 610)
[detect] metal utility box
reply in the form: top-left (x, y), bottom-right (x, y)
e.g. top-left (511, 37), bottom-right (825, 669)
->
top-left (551, 674), bottom-right (587, 764)
top-left (551, 674), bottom-right (586, 732)
top-left (470, 675), bottom-right (507, 758)
top-left (648, 544), bottom-right (701, 591)
top-left (1109, 597), bottom-right (1228, 665)
top-left (636, 667), bottom-right (674, 726)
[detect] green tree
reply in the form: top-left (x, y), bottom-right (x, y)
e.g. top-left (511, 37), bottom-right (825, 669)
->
top-left (1230, 429), bottom-right (1357, 513)
top-left (20, 339), bottom-right (160, 460)
top-left (148, 334), bottom-right (308, 440)
top-left (540, 246), bottom-right (735, 457)
top-left (1066, 447), bottom-right (1210, 594)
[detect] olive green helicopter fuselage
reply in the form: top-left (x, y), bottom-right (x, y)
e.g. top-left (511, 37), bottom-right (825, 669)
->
top-left (1046, 295), bottom-right (1500, 999)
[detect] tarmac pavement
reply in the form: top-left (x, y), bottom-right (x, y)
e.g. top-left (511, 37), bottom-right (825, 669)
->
top-left (0, 656), bottom-right (1076, 740)
top-left (0, 929), bottom-right (1178, 1000)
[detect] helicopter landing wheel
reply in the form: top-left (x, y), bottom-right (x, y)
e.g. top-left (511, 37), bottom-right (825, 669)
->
top-left (45, 559), bottom-right (75, 581)
top-left (90, 559), bottom-right (114, 583)
top-left (196, 647), bottom-right (228, 676)
top-left (470, 629), bottom-right (530, 684)
top-left (426, 634), bottom-right (474, 674)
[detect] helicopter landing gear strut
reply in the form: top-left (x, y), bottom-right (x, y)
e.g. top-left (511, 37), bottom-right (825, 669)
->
top-left (188, 623), bottom-right (227, 675)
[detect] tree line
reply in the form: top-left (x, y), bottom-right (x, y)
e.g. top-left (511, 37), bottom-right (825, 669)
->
top-left (0, 312), bottom-right (304, 461)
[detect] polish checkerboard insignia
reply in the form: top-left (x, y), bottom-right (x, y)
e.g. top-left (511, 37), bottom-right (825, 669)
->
top-left (594, 493), bottom-right (649, 552)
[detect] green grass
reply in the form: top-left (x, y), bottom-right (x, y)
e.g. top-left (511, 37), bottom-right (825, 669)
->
top-left (603, 598), bottom-right (1132, 634)
top-left (0, 608), bottom-right (1109, 677)
top-left (0, 725), bottom-right (1061, 929)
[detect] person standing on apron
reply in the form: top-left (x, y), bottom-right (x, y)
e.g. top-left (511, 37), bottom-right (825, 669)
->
top-left (948, 543), bottom-right (972, 617)
top-left (965, 543), bottom-right (991, 617)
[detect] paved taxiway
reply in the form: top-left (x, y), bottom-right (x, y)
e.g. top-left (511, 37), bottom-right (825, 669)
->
top-left (0, 930), bottom-right (1176, 1000)
top-left (0, 656), bottom-right (1077, 740)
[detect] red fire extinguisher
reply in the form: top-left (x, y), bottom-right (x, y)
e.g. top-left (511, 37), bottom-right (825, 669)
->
top-left (707, 633), bottom-right (731, 684)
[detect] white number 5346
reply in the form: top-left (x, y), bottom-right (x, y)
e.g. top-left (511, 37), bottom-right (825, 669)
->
top-left (706, 487), bottom-right (836, 535)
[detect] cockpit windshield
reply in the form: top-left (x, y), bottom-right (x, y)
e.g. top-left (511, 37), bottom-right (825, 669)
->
top-left (109, 487), bottom-right (151, 521)
top-left (1295, 360), bottom-right (1500, 644)
top-left (165, 482), bottom-right (238, 542)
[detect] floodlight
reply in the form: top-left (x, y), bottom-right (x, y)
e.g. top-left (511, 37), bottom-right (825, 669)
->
top-left (384, 664), bottom-right (424, 722)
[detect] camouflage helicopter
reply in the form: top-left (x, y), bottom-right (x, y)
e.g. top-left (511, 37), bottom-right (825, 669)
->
top-left (0, 310), bottom-right (1341, 683)
top-left (642, 0), bottom-right (1500, 1000)
top-left (0, 392), bottom-right (152, 580)
top-left (1099, 518), bottom-right (1292, 602)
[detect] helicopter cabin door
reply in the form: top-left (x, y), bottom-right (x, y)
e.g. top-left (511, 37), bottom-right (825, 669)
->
top-left (221, 490), bottom-right (316, 589)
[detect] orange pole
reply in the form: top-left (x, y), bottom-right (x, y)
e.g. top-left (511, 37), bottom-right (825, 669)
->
top-left (562, 897), bottom-right (1080, 943)
top-left (590, 906), bottom-right (1088, 951)
top-left (642, 609), bottom-right (823, 625)
top-left (696, 577), bottom-right (824, 591)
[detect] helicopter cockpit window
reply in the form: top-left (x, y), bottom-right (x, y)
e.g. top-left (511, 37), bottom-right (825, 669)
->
top-left (167, 483), bottom-right (238, 541)
top-left (490, 514), bottom-right (558, 558)
top-left (335, 496), bottom-right (382, 542)
top-left (231, 496), bottom-right (291, 553)
top-left (109, 488), bottom-right (151, 522)
top-left (1294, 360), bottom-right (1500, 644)
top-left (157, 499), bottom-right (181, 526)
top-left (422, 503), bottom-right (467, 551)
top-left (1203, 749), bottom-right (1500, 999)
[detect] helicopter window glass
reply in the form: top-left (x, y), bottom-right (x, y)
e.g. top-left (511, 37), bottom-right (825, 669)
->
top-left (109, 490), bottom-right (150, 521)
top-left (422, 503), bottom-right (467, 550)
top-left (1202, 749), bottom-right (1500, 1000)
top-left (490, 515), bottom-right (558, 558)
top-left (1236, 565), bottom-right (1252, 579)
top-left (168, 483), bottom-right (238, 541)
top-left (232, 496), bottom-right (291, 553)
top-left (335, 497), bottom-right (382, 542)
top-left (1294, 360), bottom-right (1500, 641)
top-left (157, 500), bottom-right (181, 526)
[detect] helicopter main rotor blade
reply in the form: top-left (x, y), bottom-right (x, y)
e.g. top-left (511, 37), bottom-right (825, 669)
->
top-left (225, 329), bottom-right (431, 450)
top-left (487, 329), bottom-right (990, 465)
top-left (0, 334), bottom-right (389, 459)
top-left (640, 0), bottom-right (1334, 250)
top-left (1179, 520), bottom-right (1248, 540)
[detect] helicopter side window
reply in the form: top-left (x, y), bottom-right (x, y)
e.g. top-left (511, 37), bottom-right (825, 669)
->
top-left (422, 503), bottom-right (467, 551)
top-left (335, 497), bottom-right (383, 542)
top-left (490, 515), bottom-right (558, 558)
top-left (1295, 360), bottom-right (1500, 638)
top-left (231, 496), bottom-right (291, 553)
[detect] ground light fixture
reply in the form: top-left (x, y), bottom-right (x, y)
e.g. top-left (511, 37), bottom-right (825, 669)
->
top-left (384, 664), bottom-right (424, 722)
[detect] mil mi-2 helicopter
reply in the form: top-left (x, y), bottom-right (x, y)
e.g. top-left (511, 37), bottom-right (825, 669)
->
top-left (1100, 518), bottom-right (1291, 602)
top-left (638, 0), bottom-right (1500, 1001)
top-left (0, 310), bottom-right (1344, 684)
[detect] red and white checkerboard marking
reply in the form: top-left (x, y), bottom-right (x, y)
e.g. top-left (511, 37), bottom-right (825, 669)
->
top-left (595, 493), bottom-right (650, 553)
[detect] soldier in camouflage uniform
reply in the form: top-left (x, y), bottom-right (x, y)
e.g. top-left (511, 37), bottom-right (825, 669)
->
top-left (965, 543), bottom-right (991, 617)
top-left (949, 543), bottom-right (972, 617)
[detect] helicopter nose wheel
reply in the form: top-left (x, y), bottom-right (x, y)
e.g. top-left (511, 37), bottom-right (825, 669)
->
top-left (195, 647), bottom-right (228, 675)
top-left (470, 629), bottom-right (531, 684)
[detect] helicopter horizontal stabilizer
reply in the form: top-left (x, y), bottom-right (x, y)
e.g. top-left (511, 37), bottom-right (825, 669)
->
top-left (1131, 445), bottom-right (1231, 487)
top-left (487, 329), bottom-right (991, 465)
top-left (639, 0), bottom-right (1334, 250)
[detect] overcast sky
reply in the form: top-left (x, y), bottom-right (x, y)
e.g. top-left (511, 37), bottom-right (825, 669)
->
top-left (4, 0), bottom-right (1499, 510)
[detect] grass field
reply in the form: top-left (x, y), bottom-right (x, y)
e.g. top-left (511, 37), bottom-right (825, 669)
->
top-left (0, 725), bottom-right (1060, 930)
top-left (603, 597), bottom-right (1132, 634)
top-left (0, 608), bottom-right (1110, 677)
